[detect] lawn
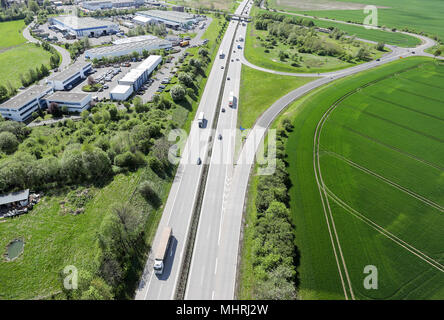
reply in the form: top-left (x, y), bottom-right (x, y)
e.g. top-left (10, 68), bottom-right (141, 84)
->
top-left (0, 20), bottom-right (27, 49)
top-left (0, 43), bottom-right (52, 89)
top-left (238, 65), bottom-right (316, 129)
top-left (269, 0), bottom-right (444, 42)
top-left (167, 0), bottom-right (239, 11)
top-left (276, 56), bottom-right (444, 299)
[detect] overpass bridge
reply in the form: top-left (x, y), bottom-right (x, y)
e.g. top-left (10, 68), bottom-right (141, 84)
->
top-left (229, 14), bottom-right (252, 22)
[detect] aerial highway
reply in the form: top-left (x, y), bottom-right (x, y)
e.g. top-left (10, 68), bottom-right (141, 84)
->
top-left (135, 0), bottom-right (251, 300)
top-left (205, 17), bottom-right (440, 300)
top-left (136, 0), bottom-right (439, 300)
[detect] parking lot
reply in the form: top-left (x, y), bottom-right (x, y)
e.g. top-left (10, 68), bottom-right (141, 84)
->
top-left (55, 15), bottom-right (212, 104)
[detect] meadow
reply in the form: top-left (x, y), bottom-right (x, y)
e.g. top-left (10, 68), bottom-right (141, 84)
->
top-left (0, 44), bottom-right (52, 88)
top-left (238, 65), bottom-right (316, 129)
top-left (269, 0), bottom-right (444, 42)
top-left (0, 20), bottom-right (52, 90)
top-left (244, 14), bottom-right (386, 73)
top-left (0, 15), bottom-right (228, 300)
top-left (272, 56), bottom-right (444, 299)
top-left (0, 20), bottom-right (27, 49)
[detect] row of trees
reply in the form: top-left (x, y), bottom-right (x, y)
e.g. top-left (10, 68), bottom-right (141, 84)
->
top-left (249, 118), bottom-right (298, 299)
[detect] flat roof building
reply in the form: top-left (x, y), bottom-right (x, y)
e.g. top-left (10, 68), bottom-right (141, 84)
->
top-left (111, 55), bottom-right (162, 100)
top-left (112, 34), bottom-right (158, 45)
top-left (110, 84), bottom-right (133, 101)
top-left (49, 16), bottom-right (119, 37)
top-left (45, 92), bottom-right (92, 113)
top-left (46, 62), bottom-right (92, 91)
top-left (81, 0), bottom-right (144, 11)
top-left (0, 85), bottom-right (53, 122)
top-left (136, 10), bottom-right (197, 28)
top-left (85, 38), bottom-right (171, 60)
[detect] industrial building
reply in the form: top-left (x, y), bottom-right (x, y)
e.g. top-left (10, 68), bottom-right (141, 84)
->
top-left (45, 92), bottom-right (92, 113)
top-left (112, 35), bottom-right (158, 45)
top-left (49, 16), bottom-right (119, 37)
top-left (110, 55), bottom-right (162, 101)
top-left (81, 0), bottom-right (144, 11)
top-left (0, 63), bottom-right (94, 122)
top-left (46, 62), bottom-right (93, 91)
top-left (133, 15), bottom-right (154, 26)
top-left (110, 84), bottom-right (134, 101)
top-left (85, 38), bottom-right (171, 60)
top-left (135, 10), bottom-right (197, 29)
top-left (0, 86), bottom-right (53, 122)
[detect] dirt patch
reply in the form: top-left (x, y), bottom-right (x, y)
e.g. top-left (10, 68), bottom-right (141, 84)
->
top-left (275, 0), bottom-right (389, 11)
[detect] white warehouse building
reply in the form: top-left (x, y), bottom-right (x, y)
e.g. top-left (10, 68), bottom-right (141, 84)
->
top-left (81, 0), bottom-right (145, 11)
top-left (110, 55), bottom-right (162, 101)
top-left (85, 38), bottom-right (171, 60)
top-left (46, 62), bottom-right (92, 91)
top-left (135, 10), bottom-right (197, 29)
top-left (49, 16), bottom-right (119, 37)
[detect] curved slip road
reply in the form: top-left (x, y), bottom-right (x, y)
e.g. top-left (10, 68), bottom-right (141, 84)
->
top-left (206, 8), bottom-right (442, 300)
top-left (23, 22), bottom-right (72, 70)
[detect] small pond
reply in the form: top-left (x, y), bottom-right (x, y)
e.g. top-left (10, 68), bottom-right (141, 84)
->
top-left (6, 239), bottom-right (24, 261)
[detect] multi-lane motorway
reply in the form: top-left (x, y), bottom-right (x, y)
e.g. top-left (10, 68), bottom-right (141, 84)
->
top-left (135, 0), bottom-right (251, 300)
top-left (136, 0), bottom-right (439, 300)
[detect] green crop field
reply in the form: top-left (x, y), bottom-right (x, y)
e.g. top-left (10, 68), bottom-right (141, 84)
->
top-left (278, 56), bottom-right (444, 299)
top-left (268, 0), bottom-right (444, 41)
top-left (255, 8), bottom-right (420, 48)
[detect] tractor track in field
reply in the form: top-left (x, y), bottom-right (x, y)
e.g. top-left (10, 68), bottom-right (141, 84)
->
top-left (312, 65), bottom-right (443, 299)
top-left (335, 124), bottom-right (444, 172)
top-left (323, 186), bottom-right (444, 273)
top-left (323, 150), bottom-right (444, 213)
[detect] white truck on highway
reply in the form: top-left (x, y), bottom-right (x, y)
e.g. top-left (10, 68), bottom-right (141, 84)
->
top-left (153, 226), bottom-right (172, 275)
top-left (228, 91), bottom-right (234, 107)
top-left (198, 112), bottom-right (205, 128)
top-left (219, 50), bottom-right (224, 59)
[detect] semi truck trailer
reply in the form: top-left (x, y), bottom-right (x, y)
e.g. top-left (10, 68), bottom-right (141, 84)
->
top-left (153, 226), bottom-right (172, 275)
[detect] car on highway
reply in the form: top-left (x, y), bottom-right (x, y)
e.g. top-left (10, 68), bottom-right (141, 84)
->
top-left (197, 157), bottom-right (202, 165)
top-left (221, 108), bottom-right (226, 113)
top-left (218, 134), bottom-right (222, 140)
top-left (227, 77), bottom-right (230, 80)
top-left (221, 66), bottom-right (224, 69)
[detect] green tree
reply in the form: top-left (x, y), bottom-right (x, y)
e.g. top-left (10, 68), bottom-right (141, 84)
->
top-left (0, 131), bottom-right (19, 154)
top-left (170, 84), bottom-right (186, 102)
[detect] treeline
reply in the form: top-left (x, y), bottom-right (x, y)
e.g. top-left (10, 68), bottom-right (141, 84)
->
top-left (249, 118), bottom-right (298, 299)
top-left (0, 97), bottom-right (174, 194)
top-left (0, 0), bottom-right (58, 24)
top-left (255, 12), bottom-right (374, 63)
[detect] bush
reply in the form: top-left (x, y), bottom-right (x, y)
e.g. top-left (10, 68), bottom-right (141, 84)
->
top-left (0, 131), bottom-right (19, 154)
top-left (170, 84), bottom-right (186, 102)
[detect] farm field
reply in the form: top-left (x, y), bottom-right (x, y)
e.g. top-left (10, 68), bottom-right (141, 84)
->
top-left (255, 8), bottom-right (420, 48)
top-left (279, 56), bottom-right (444, 299)
top-left (269, 0), bottom-right (444, 42)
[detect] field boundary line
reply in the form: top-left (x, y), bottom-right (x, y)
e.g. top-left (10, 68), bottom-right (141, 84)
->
top-left (323, 186), bottom-right (444, 273)
top-left (323, 150), bottom-right (444, 213)
top-left (333, 124), bottom-right (444, 172)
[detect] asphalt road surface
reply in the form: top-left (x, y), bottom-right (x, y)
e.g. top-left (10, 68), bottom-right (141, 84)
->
top-left (134, 0), bottom-right (251, 300)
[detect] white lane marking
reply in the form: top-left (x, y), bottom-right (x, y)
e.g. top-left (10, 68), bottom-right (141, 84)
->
top-left (214, 258), bottom-right (218, 275)
top-left (212, 290), bottom-right (215, 300)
